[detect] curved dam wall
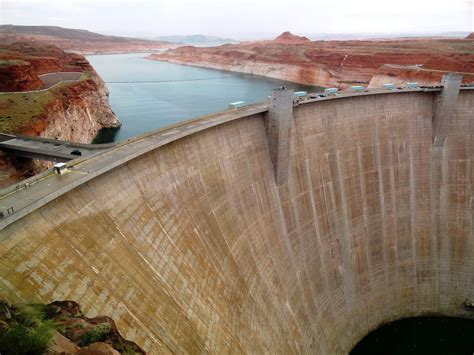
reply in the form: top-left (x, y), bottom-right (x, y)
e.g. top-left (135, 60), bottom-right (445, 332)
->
top-left (0, 90), bottom-right (473, 353)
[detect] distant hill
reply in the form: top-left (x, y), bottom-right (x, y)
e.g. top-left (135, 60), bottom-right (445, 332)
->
top-left (153, 34), bottom-right (238, 45)
top-left (466, 33), bottom-right (474, 39)
top-left (1, 25), bottom-right (135, 42)
top-left (304, 31), bottom-right (471, 41)
top-left (0, 25), bottom-right (174, 54)
top-left (273, 31), bottom-right (310, 44)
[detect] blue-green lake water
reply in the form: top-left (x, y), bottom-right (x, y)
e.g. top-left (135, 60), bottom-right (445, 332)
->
top-left (87, 53), bottom-right (321, 143)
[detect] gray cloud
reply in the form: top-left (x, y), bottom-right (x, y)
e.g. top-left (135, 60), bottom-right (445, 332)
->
top-left (1, 0), bottom-right (472, 39)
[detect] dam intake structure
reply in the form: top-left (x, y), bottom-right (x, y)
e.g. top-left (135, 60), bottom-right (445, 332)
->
top-left (0, 78), bottom-right (473, 353)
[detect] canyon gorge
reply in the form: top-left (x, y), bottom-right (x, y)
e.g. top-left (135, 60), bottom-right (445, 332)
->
top-left (0, 42), bottom-right (120, 187)
top-left (150, 31), bottom-right (474, 88)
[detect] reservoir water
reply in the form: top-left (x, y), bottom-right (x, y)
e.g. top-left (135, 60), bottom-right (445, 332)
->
top-left (87, 53), bottom-right (321, 143)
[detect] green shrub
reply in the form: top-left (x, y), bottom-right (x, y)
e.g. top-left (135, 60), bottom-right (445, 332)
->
top-left (0, 299), bottom-right (11, 320)
top-left (0, 301), bottom-right (55, 355)
top-left (77, 323), bottom-right (111, 347)
top-left (0, 320), bottom-right (54, 354)
top-left (35, 303), bottom-right (59, 320)
top-left (13, 304), bottom-right (44, 327)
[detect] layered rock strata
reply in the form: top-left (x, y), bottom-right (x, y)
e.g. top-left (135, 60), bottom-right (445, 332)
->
top-left (0, 42), bottom-right (120, 187)
top-left (150, 32), bottom-right (474, 88)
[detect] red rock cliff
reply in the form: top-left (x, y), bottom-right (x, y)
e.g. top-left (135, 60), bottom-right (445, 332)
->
top-left (368, 64), bottom-right (474, 88)
top-left (149, 35), bottom-right (474, 88)
top-left (0, 61), bottom-right (43, 91)
top-left (0, 42), bottom-right (120, 187)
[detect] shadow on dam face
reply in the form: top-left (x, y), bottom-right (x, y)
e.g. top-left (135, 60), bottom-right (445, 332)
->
top-left (0, 89), bottom-right (473, 353)
top-left (351, 316), bottom-right (474, 355)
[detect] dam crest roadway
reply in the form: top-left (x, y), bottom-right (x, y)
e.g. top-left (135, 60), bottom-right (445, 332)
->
top-left (0, 84), bottom-right (463, 227)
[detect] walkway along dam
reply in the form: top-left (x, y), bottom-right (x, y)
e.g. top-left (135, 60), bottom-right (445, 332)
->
top-left (0, 78), bottom-right (473, 353)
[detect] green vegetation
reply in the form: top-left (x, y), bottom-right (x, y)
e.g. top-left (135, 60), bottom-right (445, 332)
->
top-left (57, 321), bottom-right (85, 335)
top-left (0, 299), bottom-right (144, 354)
top-left (0, 299), bottom-right (55, 355)
top-left (0, 71), bottom-right (90, 134)
top-left (77, 323), bottom-right (111, 346)
top-left (0, 91), bottom-right (55, 133)
top-left (0, 59), bottom-right (27, 68)
top-left (80, 71), bottom-right (90, 81)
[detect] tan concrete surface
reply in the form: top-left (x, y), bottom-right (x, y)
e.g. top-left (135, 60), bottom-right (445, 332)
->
top-left (0, 89), bottom-right (473, 353)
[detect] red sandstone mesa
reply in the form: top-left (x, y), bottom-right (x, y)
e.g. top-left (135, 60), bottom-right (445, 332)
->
top-left (149, 31), bottom-right (474, 88)
top-left (273, 31), bottom-right (311, 44)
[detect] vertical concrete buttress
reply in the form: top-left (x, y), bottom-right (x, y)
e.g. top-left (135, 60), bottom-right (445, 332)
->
top-left (433, 74), bottom-right (463, 147)
top-left (268, 87), bottom-right (294, 185)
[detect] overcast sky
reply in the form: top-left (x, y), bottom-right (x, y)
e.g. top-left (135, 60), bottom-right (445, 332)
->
top-left (1, 0), bottom-right (473, 39)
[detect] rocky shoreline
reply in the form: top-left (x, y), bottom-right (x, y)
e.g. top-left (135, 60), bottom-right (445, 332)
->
top-left (149, 32), bottom-right (474, 89)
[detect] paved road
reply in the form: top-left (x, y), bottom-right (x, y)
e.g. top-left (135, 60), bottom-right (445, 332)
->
top-left (383, 64), bottom-right (473, 76)
top-left (39, 72), bottom-right (82, 89)
top-left (0, 72), bottom-right (82, 95)
top-left (0, 133), bottom-right (112, 163)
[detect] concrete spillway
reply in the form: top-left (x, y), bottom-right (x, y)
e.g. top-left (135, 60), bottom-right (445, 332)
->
top-left (0, 88), bottom-right (473, 353)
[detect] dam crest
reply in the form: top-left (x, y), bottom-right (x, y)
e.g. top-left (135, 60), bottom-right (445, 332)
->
top-left (0, 83), bottom-right (473, 353)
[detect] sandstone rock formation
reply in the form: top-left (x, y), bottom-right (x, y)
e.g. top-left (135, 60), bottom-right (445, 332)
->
top-left (47, 301), bottom-right (144, 354)
top-left (368, 64), bottom-right (474, 88)
top-left (0, 42), bottom-right (120, 187)
top-left (150, 36), bottom-right (474, 88)
top-left (0, 299), bottom-right (144, 354)
top-left (466, 32), bottom-right (474, 39)
top-left (273, 31), bottom-right (311, 44)
top-left (0, 61), bottom-right (43, 92)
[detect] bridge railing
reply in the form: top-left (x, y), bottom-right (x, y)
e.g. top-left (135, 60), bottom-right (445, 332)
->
top-left (10, 133), bottom-right (118, 149)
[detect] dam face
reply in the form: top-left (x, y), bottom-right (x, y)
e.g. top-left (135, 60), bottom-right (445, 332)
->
top-left (0, 89), bottom-right (473, 353)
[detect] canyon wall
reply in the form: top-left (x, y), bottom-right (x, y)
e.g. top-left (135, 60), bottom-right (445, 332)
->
top-left (0, 90), bottom-right (473, 353)
top-left (151, 51), bottom-right (336, 87)
top-left (20, 74), bottom-right (119, 143)
top-left (0, 42), bottom-right (120, 186)
top-left (150, 36), bottom-right (474, 89)
top-left (0, 61), bottom-right (43, 92)
top-left (0, 72), bottom-right (119, 186)
top-left (368, 64), bottom-right (474, 88)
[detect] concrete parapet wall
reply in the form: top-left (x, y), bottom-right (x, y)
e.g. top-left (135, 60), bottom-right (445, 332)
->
top-left (0, 90), bottom-right (473, 353)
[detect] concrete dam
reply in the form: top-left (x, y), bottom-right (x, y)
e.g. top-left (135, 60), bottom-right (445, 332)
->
top-left (0, 81), bottom-right (473, 353)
